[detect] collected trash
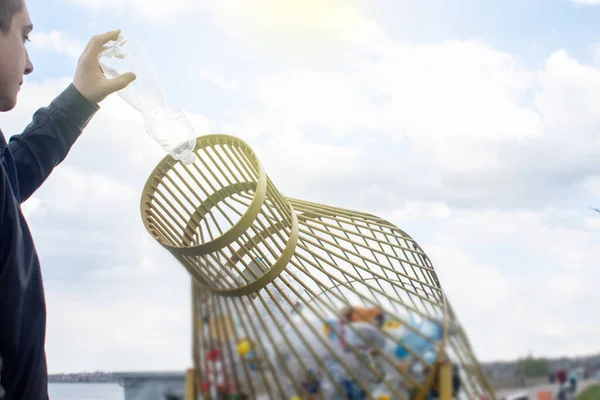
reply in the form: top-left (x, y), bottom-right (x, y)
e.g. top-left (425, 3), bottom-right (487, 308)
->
top-left (194, 304), bottom-right (445, 399)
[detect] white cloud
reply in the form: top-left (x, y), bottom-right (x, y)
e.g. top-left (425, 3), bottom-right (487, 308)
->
top-left (423, 208), bottom-right (600, 360)
top-left (223, 21), bottom-right (600, 211)
top-left (197, 70), bottom-right (238, 91)
top-left (21, 196), bottom-right (45, 219)
top-left (44, 246), bottom-right (192, 372)
top-left (387, 202), bottom-right (452, 221)
top-left (48, 166), bottom-right (136, 211)
top-left (536, 50), bottom-right (600, 135)
top-left (582, 176), bottom-right (600, 196)
top-left (29, 30), bottom-right (85, 59)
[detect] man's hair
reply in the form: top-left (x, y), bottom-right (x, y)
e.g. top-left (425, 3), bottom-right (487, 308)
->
top-left (0, 0), bottom-right (22, 34)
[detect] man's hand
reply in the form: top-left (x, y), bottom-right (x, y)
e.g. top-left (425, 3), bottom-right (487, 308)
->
top-left (73, 30), bottom-right (136, 105)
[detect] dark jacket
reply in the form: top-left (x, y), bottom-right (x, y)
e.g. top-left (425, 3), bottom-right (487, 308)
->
top-left (0, 84), bottom-right (99, 399)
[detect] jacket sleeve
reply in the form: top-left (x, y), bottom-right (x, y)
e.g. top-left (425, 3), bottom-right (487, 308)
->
top-left (7, 83), bottom-right (100, 203)
top-left (0, 352), bottom-right (4, 400)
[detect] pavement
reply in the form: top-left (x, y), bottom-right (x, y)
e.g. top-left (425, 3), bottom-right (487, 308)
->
top-left (496, 378), bottom-right (598, 399)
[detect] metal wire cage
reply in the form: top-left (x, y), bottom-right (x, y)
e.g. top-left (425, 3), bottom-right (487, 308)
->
top-left (141, 134), bottom-right (496, 400)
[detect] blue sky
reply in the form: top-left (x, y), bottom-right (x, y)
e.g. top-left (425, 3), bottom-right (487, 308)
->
top-left (25, 0), bottom-right (600, 76)
top-left (22, 0), bottom-right (600, 134)
top-left (6, 0), bottom-right (600, 373)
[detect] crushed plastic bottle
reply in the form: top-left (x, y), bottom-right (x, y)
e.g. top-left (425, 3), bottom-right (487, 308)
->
top-left (98, 33), bottom-right (197, 165)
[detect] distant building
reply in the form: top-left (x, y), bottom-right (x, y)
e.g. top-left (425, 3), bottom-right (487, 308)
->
top-left (114, 371), bottom-right (186, 400)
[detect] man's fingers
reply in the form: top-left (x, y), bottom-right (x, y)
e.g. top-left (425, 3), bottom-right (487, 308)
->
top-left (107, 72), bottom-right (137, 93)
top-left (87, 29), bottom-right (122, 55)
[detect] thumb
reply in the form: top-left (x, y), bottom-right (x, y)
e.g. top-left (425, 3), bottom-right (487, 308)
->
top-left (108, 72), bottom-right (137, 92)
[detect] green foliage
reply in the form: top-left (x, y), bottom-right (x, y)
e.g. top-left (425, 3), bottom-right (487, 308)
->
top-left (514, 355), bottom-right (549, 377)
top-left (576, 385), bottom-right (600, 400)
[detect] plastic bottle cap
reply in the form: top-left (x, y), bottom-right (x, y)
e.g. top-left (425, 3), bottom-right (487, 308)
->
top-left (379, 395), bottom-right (391, 400)
top-left (237, 340), bottom-right (252, 356)
top-left (179, 150), bottom-right (196, 165)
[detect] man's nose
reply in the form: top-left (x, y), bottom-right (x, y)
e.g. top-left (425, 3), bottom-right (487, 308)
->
top-left (24, 50), bottom-right (34, 75)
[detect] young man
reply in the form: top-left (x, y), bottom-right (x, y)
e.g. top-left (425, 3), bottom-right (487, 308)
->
top-left (0, 0), bottom-right (136, 398)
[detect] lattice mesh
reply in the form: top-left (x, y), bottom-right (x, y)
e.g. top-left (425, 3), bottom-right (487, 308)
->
top-left (141, 135), bottom-right (496, 400)
top-left (142, 136), bottom-right (297, 294)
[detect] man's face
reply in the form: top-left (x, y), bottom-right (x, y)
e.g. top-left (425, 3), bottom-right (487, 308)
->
top-left (0, 0), bottom-right (33, 112)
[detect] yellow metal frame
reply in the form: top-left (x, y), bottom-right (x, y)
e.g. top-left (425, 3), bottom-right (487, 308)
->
top-left (185, 368), bottom-right (197, 400)
top-left (141, 135), bottom-right (496, 400)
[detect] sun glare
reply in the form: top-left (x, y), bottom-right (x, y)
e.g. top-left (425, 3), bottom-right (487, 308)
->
top-left (231, 0), bottom-right (360, 35)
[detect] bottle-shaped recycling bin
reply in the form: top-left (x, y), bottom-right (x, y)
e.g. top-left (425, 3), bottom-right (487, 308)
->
top-left (140, 134), bottom-right (496, 400)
